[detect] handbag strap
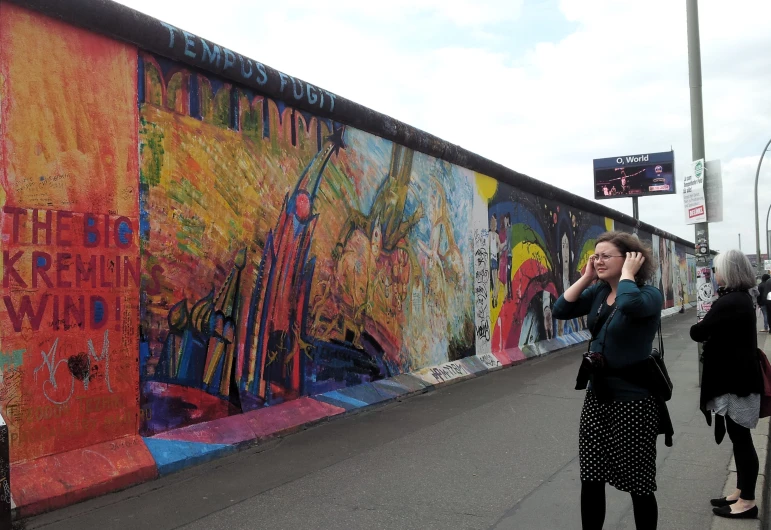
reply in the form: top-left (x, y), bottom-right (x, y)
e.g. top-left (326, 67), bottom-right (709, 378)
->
top-left (589, 292), bottom-right (618, 354)
top-left (657, 321), bottom-right (664, 359)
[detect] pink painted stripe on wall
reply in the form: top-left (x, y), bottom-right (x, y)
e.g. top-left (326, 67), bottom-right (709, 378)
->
top-left (151, 398), bottom-right (346, 445)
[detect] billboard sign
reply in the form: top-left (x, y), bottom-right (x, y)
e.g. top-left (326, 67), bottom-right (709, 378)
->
top-left (593, 151), bottom-right (676, 200)
top-left (683, 158), bottom-right (707, 224)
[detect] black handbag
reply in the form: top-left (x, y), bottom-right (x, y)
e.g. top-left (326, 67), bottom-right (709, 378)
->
top-left (648, 322), bottom-right (673, 401)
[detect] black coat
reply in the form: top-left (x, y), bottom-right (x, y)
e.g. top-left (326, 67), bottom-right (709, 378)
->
top-left (690, 290), bottom-right (763, 415)
top-left (758, 279), bottom-right (771, 307)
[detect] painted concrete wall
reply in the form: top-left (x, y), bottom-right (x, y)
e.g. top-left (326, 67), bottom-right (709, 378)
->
top-left (0, 1), bottom-right (697, 509)
top-left (0, 3), bottom-right (141, 463)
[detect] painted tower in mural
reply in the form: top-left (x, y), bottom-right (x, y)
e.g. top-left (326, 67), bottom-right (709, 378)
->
top-left (156, 248), bottom-right (247, 409)
top-left (240, 128), bottom-right (346, 406)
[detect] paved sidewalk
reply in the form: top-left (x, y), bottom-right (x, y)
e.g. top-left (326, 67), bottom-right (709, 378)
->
top-left (20, 310), bottom-right (768, 529)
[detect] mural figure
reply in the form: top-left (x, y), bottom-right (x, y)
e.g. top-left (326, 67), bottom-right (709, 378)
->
top-left (419, 176), bottom-right (464, 302)
top-left (543, 291), bottom-right (554, 340)
top-left (490, 214), bottom-right (500, 307)
top-left (504, 214), bottom-right (513, 301)
top-left (311, 142), bottom-right (426, 365)
top-left (659, 237), bottom-right (674, 308)
top-left (332, 145), bottom-right (423, 260)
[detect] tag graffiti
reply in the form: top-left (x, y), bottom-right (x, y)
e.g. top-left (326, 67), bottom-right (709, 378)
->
top-left (33, 330), bottom-right (113, 405)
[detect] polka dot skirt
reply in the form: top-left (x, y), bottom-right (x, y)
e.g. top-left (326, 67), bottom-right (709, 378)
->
top-left (579, 390), bottom-right (659, 495)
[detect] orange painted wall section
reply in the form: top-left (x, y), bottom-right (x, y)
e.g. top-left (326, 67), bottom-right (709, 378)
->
top-left (0, 3), bottom-right (140, 463)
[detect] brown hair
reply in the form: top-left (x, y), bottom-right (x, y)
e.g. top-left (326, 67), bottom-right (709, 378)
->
top-left (595, 231), bottom-right (657, 286)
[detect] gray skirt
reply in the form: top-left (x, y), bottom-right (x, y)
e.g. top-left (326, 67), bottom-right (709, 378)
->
top-left (707, 393), bottom-right (760, 429)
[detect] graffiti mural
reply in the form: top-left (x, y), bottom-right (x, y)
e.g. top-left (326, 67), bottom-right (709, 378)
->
top-left (472, 178), bottom-right (613, 359)
top-left (686, 253), bottom-right (698, 303)
top-left (0, 4), bottom-right (140, 462)
top-left (675, 244), bottom-right (688, 308)
top-left (0, 2), bottom-right (701, 477)
top-left (137, 54), bottom-right (474, 434)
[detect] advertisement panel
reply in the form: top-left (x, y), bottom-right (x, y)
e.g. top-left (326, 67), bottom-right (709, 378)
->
top-left (593, 151), bottom-right (676, 200)
top-left (683, 158), bottom-right (707, 224)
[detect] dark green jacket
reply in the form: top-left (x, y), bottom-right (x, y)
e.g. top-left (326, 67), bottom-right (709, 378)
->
top-left (554, 279), bottom-right (664, 401)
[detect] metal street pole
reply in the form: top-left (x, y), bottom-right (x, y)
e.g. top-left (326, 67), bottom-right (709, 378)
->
top-left (687, 0), bottom-right (708, 268)
top-left (766, 203), bottom-right (771, 258)
top-left (754, 137), bottom-right (771, 276)
top-left (686, 0), bottom-right (708, 386)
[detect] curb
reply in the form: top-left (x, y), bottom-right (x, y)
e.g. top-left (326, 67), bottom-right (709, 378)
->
top-left (11, 435), bottom-right (157, 519)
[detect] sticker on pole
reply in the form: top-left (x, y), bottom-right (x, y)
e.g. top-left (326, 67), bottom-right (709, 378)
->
top-left (683, 158), bottom-right (707, 224)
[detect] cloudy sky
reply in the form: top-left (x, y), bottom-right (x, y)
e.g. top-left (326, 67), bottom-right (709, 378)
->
top-left (115, 0), bottom-right (771, 255)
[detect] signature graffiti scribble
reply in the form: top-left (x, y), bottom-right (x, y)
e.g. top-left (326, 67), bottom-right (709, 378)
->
top-left (33, 338), bottom-right (74, 405)
top-left (33, 330), bottom-right (112, 405)
top-left (476, 320), bottom-right (490, 341)
top-left (86, 330), bottom-right (113, 392)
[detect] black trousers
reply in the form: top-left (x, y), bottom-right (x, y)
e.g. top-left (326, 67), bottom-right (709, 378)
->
top-left (726, 416), bottom-right (759, 501)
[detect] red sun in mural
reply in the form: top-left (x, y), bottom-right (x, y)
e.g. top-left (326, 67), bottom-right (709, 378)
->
top-left (295, 191), bottom-right (312, 221)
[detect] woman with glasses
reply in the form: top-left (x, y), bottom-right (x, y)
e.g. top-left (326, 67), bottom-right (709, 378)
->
top-left (690, 250), bottom-right (763, 519)
top-left (553, 231), bottom-right (663, 530)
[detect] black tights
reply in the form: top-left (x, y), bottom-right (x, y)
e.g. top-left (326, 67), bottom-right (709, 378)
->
top-left (726, 416), bottom-right (759, 501)
top-left (581, 481), bottom-right (658, 530)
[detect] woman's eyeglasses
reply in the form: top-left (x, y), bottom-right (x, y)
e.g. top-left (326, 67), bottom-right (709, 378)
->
top-left (591, 254), bottom-right (624, 262)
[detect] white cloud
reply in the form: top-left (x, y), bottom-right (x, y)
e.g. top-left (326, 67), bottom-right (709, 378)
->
top-left (114, 0), bottom-right (771, 255)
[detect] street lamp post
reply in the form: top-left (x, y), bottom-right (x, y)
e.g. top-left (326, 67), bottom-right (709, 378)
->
top-left (687, 0), bottom-right (709, 385)
top-left (754, 137), bottom-right (771, 276)
top-left (766, 203), bottom-right (771, 259)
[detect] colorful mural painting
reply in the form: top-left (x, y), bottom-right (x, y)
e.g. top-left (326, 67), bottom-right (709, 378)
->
top-left (472, 179), bottom-right (613, 359)
top-left (136, 54), bottom-right (475, 434)
top-left (0, 0), bottom-right (700, 509)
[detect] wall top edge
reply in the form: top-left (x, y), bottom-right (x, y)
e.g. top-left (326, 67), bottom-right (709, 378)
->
top-left (5, 0), bottom-right (694, 249)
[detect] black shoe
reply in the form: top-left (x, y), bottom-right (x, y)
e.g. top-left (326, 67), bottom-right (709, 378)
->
top-left (710, 497), bottom-right (737, 507)
top-left (712, 505), bottom-right (758, 519)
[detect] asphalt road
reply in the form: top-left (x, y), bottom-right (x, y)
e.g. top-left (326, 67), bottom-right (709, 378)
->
top-left (23, 311), bottom-right (741, 530)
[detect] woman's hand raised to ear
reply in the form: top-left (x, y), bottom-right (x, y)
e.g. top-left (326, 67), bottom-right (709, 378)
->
top-left (621, 252), bottom-right (645, 281)
top-left (584, 254), bottom-right (598, 281)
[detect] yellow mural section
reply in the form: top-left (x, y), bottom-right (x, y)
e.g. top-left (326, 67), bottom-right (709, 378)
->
top-left (475, 173), bottom-right (498, 201)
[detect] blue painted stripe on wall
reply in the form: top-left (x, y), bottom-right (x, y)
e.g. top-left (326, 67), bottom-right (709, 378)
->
top-left (143, 438), bottom-right (235, 475)
top-left (371, 380), bottom-right (409, 399)
top-left (320, 391), bottom-right (369, 408)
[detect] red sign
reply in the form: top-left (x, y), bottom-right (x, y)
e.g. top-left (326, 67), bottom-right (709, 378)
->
top-left (688, 205), bottom-right (705, 219)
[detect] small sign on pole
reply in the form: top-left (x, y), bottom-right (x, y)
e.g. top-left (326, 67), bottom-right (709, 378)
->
top-left (764, 259), bottom-right (771, 271)
top-left (683, 158), bottom-right (707, 224)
